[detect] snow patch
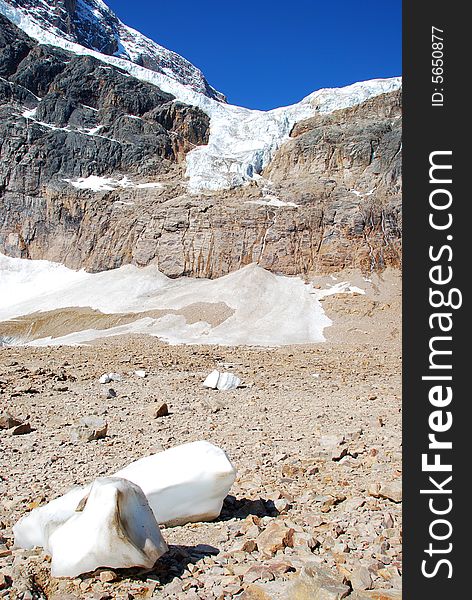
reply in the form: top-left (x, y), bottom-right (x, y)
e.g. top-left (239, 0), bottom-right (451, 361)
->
top-left (63, 175), bottom-right (163, 191)
top-left (0, 254), bottom-right (332, 346)
top-left (247, 196), bottom-right (298, 208)
top-left (349, 189), bottom-right (375, 197)
top-left (316, 282), bottom-right (366, 298)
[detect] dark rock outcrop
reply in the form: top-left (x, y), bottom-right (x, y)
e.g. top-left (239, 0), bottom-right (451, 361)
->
top-left (0, 14), bottom-right (210, 198)
top-left (6, 0), bottom-right (226, 100)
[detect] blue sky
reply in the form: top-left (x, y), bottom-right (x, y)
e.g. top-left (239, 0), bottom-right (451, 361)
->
top-left (107, 0), bottom-right (401, 110)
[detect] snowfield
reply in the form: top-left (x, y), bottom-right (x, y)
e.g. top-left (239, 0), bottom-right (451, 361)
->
top-left (0, 255), bottom-right (365, 347)
top-left (63, 175), bottom-right (163, 191)
top-left (0, 0), bottom-right (401, 193)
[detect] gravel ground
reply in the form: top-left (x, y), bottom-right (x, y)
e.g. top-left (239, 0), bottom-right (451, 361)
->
top-left (0, 270), bottom-right (402, 599)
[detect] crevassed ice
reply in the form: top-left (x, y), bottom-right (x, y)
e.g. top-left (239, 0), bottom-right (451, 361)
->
top-left (0, 0), bottom-right (401, 192)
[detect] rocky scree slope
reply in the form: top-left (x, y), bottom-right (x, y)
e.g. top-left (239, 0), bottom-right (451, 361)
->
top-left (0, 12), bottom-right (401, 277)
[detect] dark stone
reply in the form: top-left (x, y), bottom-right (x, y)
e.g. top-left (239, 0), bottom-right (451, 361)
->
top-left (0, 13), bottom-right (33, 78)
top-left (0, 16), bottom-right (210, 201)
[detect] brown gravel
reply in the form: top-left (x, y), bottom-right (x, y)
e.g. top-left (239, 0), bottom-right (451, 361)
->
top-left (0, 270), bottom-right (402, 599)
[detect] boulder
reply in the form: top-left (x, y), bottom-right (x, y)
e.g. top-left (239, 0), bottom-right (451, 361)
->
top-left (69, 416), bottom-right (108, 442)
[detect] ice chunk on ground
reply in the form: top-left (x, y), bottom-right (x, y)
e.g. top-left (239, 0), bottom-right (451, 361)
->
top-left (13, 441), bottom-right (236, 551)
top-left (203, 370), bottom-right (241, 390)
top-left (48, 477), bottom-right (168, 578)
top-left (216, 372), bottom-right (241, 391)
top-left (203, 369), bottom-right (220, 389)
top-left (13, 486), bottom-right (90, 551)
top-left (115, 440), bottom-right (237, 525)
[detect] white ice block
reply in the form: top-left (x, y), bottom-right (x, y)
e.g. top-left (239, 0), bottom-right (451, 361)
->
top-left (14, 441), bottom-right (236, 552)
top-left (114, 440), bottom-right (237, 526)
top-left (216, 372), bottom-right (241, 391)
top-left (203, 370), bottom-right (241, 391)
top-left (13, 485), bottom-right (90, 552)
top-left (49, 477), bottom-right (168, 578)
top-left (203, 369), bottom-right (220, 389)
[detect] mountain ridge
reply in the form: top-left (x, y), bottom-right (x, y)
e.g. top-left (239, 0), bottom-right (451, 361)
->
top-left (0, 1), bottom-right (402, 278)
top-left (1, 0), bottom-right (226, 100)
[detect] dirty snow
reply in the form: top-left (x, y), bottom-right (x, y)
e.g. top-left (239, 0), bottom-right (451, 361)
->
top-left (0, 255), bottom-right (366, 346)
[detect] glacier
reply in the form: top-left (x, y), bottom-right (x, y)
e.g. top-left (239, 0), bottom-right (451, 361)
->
top-left (0, 254), bottom-right (334, 346)
top-left (0, 0), bottom-right (401, 192)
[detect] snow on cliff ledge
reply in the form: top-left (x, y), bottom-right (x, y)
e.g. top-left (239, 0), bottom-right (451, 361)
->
top-left (0, 0), bottom-right (401, 192)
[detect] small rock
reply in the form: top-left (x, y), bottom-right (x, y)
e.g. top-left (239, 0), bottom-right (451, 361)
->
top-left (149, 403), bottom-right (169, 418)
top-left (331, 446), bottom-right (348, 461)
top-left (290, 564), bottom-right (350, 599)
top-left (99, 374), bottom-right (112, 384)
top-left (0, 573), bottom-right (11, 590)
top-left (319, 494), bottom-right (346, 513)
top-left (12, 385), bottom-right (39, 395)
top-left (0, 412), bottom-right (22, 429)
top-left (0, 545), bottom-right (12, 558)
top-left (292, 531), bottom-right (319, 551)
top-left (70, 416), bottom-right (108, 442)
top-left (368, 483), bottom-right (381, 498)
top-left (99, 570), bottom-right (116, 583)
top-left (240, 581), bottom-right (287, 599)
top-left (11, 422), bottom-right (32, 436)
top-left (256, 522), bottom-right (295, 558)
top-left (274, 453), bottom-right (288, 462)
top-left (107, 388), bottom-right (117, 399)
top-left (135, 370), bottom-right (147, 378)
top-left (274, 498), bottom-right (290, 513)
top-left (378, 481), bottom-right (402, 503)
top-left (350, 565), bottom-right (372, 591)
top-left (53, 385), bottom-right (69, 392)
top-left (243, 565), bottom-right (275, 584)
top-left (383, 513), bottom-right (395, 529)
top-left (231, 539), bottom-right (258, 553)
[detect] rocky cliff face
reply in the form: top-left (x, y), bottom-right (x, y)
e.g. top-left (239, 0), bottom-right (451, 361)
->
top-left (4, 0), bottom-right (225, 100)
top-left (0, 15), bottom-right (209, 182)
top-left (263, 90), bottom-right (402, 272)
top-left (0, 12), bottom-right (401, 278)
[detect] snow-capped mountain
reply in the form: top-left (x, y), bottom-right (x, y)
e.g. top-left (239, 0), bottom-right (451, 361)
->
top-left (1, 0), bottom-right (225, 100)
top-left (0, 0), bottom-right (401, 192)
top-left (0, 0), bottom-right (402, 282)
